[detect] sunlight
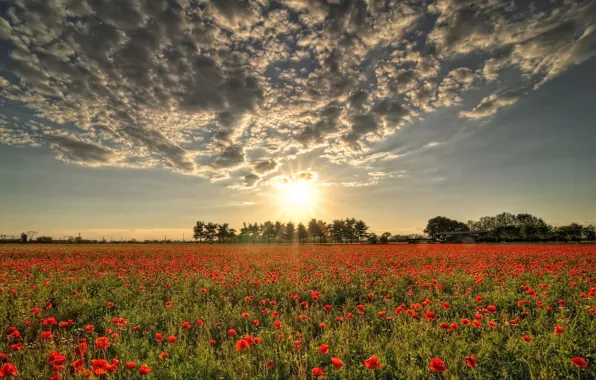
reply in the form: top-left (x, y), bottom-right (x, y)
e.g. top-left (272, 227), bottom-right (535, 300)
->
top-left (275, 180), bottom-right (320, 220)
top-left (284, 182), bottom-right (311, 206)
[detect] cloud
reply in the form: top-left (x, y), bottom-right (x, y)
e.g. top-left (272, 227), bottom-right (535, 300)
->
top-left (460, 90), bottom-right (523, 119)
top-left (0, 0), bottom-right (593, 189)
top-left (243, 174), bottom-right (260, 188)
top-left (46, 135), bottom-right (117, 165)
top-left (252, 159), bottom-right (279, 174)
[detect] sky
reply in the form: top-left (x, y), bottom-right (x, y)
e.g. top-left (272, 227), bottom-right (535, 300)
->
top-left (1, 0), bottom-right (596, 240)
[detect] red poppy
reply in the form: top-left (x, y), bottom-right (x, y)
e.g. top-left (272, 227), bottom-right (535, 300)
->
top-left (554, 326), bottom-right (564, 335)
top-left (91, 359), bottom-right (110, 375)
top-left (265, 360), bottom-right (274, 369)
top-left (95, 337), bottom-right (110, 350)
top-left (331, 357), bottom-right (344, 369)
top-left (236, 339), bottom-right (250, 351)
top-left (441, 302), bottom-right (450, 309)
top-left (274, 320), bottom-right (282, 329)
top-left (522, 335), bottom-right (532, 342)
top-left (139, 365), bottom-right (152, 375)
top-left (311, 367), bottom-right (325, 377)
top-left (364, 356), bottom-right (382, 369)
top-left (227, 329), bottom-right (237, 336)
top-left (126, 362), bottom-right (137, 369)
top-left (167, 336), bottom-right (177, 343)
top-left (71, 358), bottom-right (85, 370)
top-left (160, 352), bottom-right (169, 359)
top-left (48, 351), bottom-right (67, 365)
top-left (570, 357), bottom-right (588, 368)
top-left (430, 358), bottom-right (447, 372)
top-left (242, 313), bottom-right (250, 318)
top-left (40, 331), bottom-right (54, 340)
top-left (165, 301), bottom-right (173, 308)
top-left (0, 363), bottom-right (19, 377)
top-left (319, 344), bottom-right (329, 354)
top-left (466, 355), bottom-right (478, 368)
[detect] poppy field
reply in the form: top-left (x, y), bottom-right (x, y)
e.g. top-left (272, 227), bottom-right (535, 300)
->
top-left (1, 244), bottom-right (595, 379)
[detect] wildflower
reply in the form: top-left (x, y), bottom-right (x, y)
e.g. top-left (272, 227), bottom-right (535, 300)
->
top-left (466, 355), bottom-right (478, 368)
top-left (430, 358), bottom-right (447, 372)
top-left (570, 357), bottom-right (588, 368)
top-left (311, 367), bottom-right (324, 377)
top-left (364, 356), bottom-right (382, 369)
top-left (331, 357), bottom-right (344, 369)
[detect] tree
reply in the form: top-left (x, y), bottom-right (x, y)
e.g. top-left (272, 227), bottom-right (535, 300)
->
top-left (286, 222), bottom-right (295, 244)
top-left (217, 223), bottom-right (229, 243)
top-left (424, 216), bottom-right (469, 239)
top-left (367, 233), bottom-right (378, 244)
top-left (193, 221), bottom-right (205, 243)
top-left (379, 232), bottom-right (391, 244)
top-left (36, 236), bottom-right (53, 242)
top-left (556, 223), bottom-right (584, 242)
top-left (262, 221), bottom-right (275, 244)
top-left (330, 219), bottom-right (346, 243)
top-left (308, 219), bottom-right (320, 243)
top-left (584, 225), bottom-right (596, 241)
top-left (298, 223), bottom-right (308, 244)
top-left (345, 218), bottom-right (356, 243)
top-left (317, 220), bottom-right (329, 244)
top-left (274, 221), bottom-right (284, 244)
top-left (354, 220), bottom-right (369, 243)
top-left (204, 223), bottom-right (218, 244)
top-left (227, 228), bottom-right (237, 243)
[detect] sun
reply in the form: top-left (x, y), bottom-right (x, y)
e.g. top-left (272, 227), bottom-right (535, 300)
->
top-left (275, 180), bottom-right (320, 220)
top-left (284, 182), bottom-right (311, 206)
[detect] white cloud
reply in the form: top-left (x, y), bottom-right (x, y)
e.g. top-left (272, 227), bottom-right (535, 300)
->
top-left (0, 0), bottom-right (592, 188)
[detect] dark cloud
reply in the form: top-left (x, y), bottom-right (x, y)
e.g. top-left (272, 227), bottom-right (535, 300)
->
top-left (46, 135), bottom-right (116, 165)
top-left (213, 145), bottom-right (245, 169)
top-left (0, 0), bottom-right (593, 187)
top-left (243, 173), bottom-right (260, 187)
top-left (343, 113), bottom-right (378, 149)
top-left (252, 159), bottom-right (279, 174)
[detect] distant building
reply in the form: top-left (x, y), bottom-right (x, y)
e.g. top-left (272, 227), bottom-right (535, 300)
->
top-left (20, 233), bottom-right (28, 243)
top-left (435, 231), bottom-right (489, 243)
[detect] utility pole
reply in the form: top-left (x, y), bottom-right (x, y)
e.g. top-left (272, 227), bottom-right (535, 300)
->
top-left (183, 233), bottom-right (185, 242)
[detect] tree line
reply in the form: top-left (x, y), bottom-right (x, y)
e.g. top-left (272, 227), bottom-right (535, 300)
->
top-left (425, 213), bottom-right (596, 242)
top-left (193, 218), bottom-right (373, 244)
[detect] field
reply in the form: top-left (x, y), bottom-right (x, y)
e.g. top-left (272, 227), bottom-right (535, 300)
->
top-left (1, 244), bottom-right (595, 379)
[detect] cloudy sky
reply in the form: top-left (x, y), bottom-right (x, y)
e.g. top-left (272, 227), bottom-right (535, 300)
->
top-left (1, 0), bottom-right (596, 240)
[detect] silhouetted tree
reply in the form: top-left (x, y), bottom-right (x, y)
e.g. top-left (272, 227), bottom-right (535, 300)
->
top-left (367, 233), bottom-right (378, 244)
top-left (298, 223), bottom-right (308, 244)
top-left (274, 221), bottom-right (284, 244)
top-left (354, 220), bottom-right (369, 243)
top-left (193, 221), bottom-right (206, 243)
top-left (262, 221), bottom-right (275, 244)
top-left (380, 232), bottom-right (391, 244)
top-left (308, 219), bottom-right (320, 243)
top-left (286, 222), bottom-right (295, 244)
top-left (205, 222), bottom-right (218, 244)
top-left (424, 216), bottom-right (469, 239)
top-left (217, 223), bottom-right (229, 243)
top-left (584, 225), bottom-right (596, 241)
